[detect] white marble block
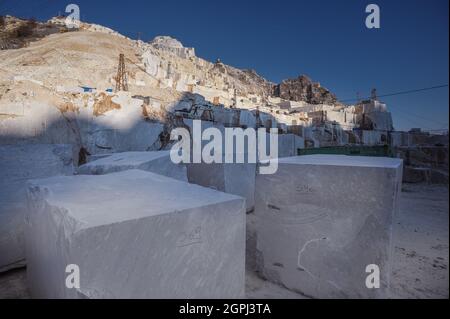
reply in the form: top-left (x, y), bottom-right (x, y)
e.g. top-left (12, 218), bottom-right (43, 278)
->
top-left (26, 170), bottom-right (245, 298)
top-left (0, 144), bottom-right (74, 272)
top-left (77, 151), bottom-right (187, 181)
top-left (254, 155), bottom-right (403, 298)
top-left (187, 162), bottom-right (256, 212)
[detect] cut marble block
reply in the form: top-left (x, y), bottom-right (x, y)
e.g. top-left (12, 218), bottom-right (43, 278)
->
top-left (254, 155), bottom-right (403, 298)
top-left (187, 161), bottom-right (256, 212)
top-left (26, 170), bottom-right (245, 298)
top-left (77, 151), bottom-right (187, 181)
top-left (0, 144), bottom-right (74, 272)
top-left (86, 153), bottom-right (112, 163)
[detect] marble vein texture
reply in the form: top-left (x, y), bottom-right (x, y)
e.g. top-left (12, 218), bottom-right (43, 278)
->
top-left (254, 155), bottom-right (403, 298)
top-left (0, 144), bottom-right (74, 272)
top-left (26, 169), bottom-right (245, 298)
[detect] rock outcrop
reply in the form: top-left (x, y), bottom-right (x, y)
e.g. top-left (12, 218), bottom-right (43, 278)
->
top-left (149, 35), bottom-right (195, 59)
top-left (272, 75), bottom-right (337, 105)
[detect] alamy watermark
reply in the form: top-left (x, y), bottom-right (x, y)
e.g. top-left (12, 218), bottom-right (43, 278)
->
top-left (365, 264), bottom-right (381, 289)
top-left (64, 3), bottom-right (379, 30)
top-left (365, 4), bottom-right (380, 29)
top-left (65, 4), bottom-right (80, 29)
top-left (169, 120), bottom-right (279, 175)
top-left (65, 264), bottom-right (80, 289)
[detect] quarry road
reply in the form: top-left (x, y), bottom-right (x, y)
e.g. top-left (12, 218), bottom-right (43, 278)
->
top-left (0, 183), bottom-right (448, 299)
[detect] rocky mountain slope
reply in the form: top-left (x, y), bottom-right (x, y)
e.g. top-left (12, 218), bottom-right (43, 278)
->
top-left (0, 15), bottom-right (357, 162)
top-left (0, 15), bottom-right (338, 106)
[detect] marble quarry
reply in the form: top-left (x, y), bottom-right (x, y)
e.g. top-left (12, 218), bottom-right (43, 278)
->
top-left (254, 155), bottom-right (403, 298)
top-left (0, 144), bottom-right (74, 272)
top-left (25, 170), bottom-right (245, 298)
top-left (0, 17), bottom-right (419, 299)
top-left (77, 151), bottom-right (187, 181)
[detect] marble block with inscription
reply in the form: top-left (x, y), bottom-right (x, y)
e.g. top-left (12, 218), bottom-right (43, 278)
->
top-left (254, 155), bottom-right (403, 298)
top-left (77, 151), bottom-right (187, 181)
top-left (26, 170), bottom-right (245, 298)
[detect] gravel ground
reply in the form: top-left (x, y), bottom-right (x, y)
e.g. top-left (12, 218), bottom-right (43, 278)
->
top-left (389, 183), bottom-right (449, 298)
top-left (1, 183), bottom-right (448, 299)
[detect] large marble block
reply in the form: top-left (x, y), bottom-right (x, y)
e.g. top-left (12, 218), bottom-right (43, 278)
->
top-left (77, 151), bottom-right (187, 181)
top-left (26, 170), bottom-right (245, 298)
top-left (254, 155), bottom-right (403, 298)
top-left (0, 144), bottom-right (74, 272)
top-left (187, 161), bottom-right (256, 212)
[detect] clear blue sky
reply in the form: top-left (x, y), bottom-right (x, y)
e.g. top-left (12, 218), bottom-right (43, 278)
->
top-left (1, 0), bottom-right (448, 131)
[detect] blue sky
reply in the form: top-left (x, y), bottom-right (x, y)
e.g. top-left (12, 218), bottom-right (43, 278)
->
top-left (1, 0), bottom-right (448, 131)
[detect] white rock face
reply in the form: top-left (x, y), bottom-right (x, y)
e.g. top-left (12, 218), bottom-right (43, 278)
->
top-left (26, 170), bottom-right (245, 298)
top-left (150, 36), bottom-right (184, 49)
top-left (77, 151), bottom-right (187, 181)
top-left (0, 101), bottom-right (74, 146)
top-left (0, 93), bottom-right (164, 159)
top-left (78, 93), bottom-right (164, 154)
top-left (0, 144), bottom-right (74, 272)
top-left (142, 51), bottom-right (161, 77)
top-left (254, 155), bottom-right (403, 298)
top-left (149, 36), bottom-right (196, 59)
